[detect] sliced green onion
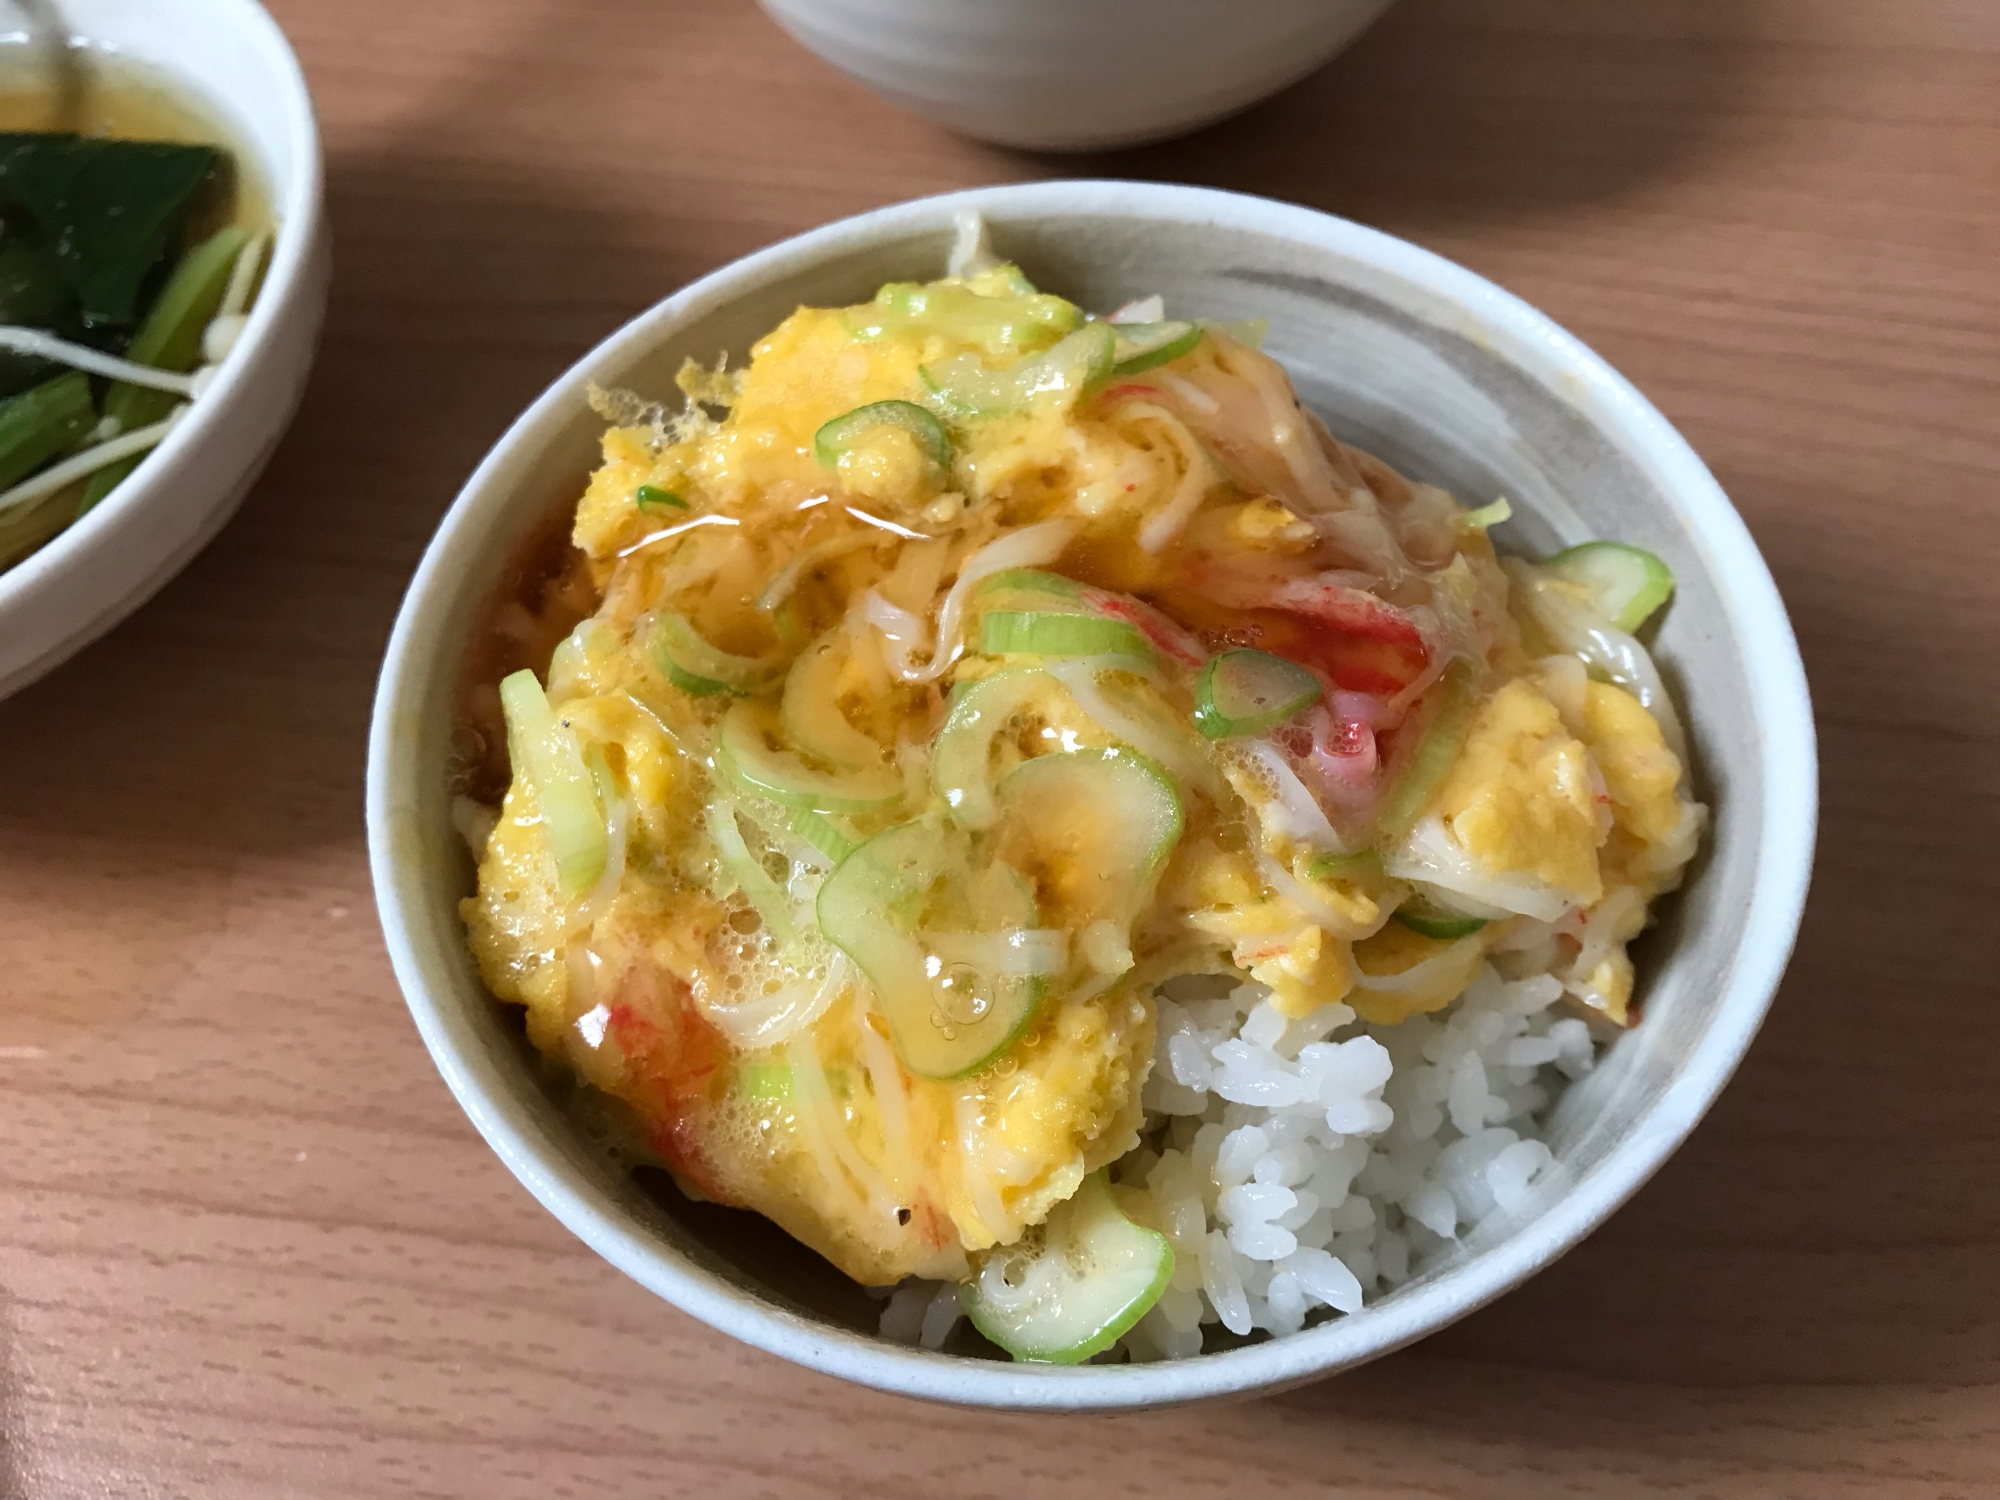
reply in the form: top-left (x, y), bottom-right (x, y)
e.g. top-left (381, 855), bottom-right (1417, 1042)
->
top-left (815, 818), bottom-right (1044, 1079)
top-left (1458, 497), bottom-right (1512, 531)
top-left (1221, 317), bottom-right (1268, 349)
top-left (1542, 541), bottom-right (1676, 633)
top-left (788, 806), bottom-right (860, 864)
top-left (80, 225), bottom-right (248, 515)
top-left (729, 792), bottom-right (861, 869)
top-left (849, 278), bottom-right (1081, 358)
top-left (964, 262), bottom-right (1039, 298)
top-left (498, 669), bottom-right (606, 895)
top-left (652, 613), bottom-right (785, 697)
top-left (992, 747), bottom-right (1184, 927)
top-left (932, 666), bottom-right (1057, 830)
top-left (976, 567), bottom-right (1085, 603)
top-left (1191, 648), bottom-right (1323, 738)
top-left (963, 1171), bottom-right (1173, 1364)
top-left (1393, 896), bottom-right (1488, 940)
top-left (735, 1061), bottom-right (795, 1102)
top-left (920, 321), bottom-right (1115, 419)
top-left (704, 799), bottom-right (798, 946)
top-left (715, 702), bottom-right (903, 813)
top-left (813, 399), bottom-right (953, 474)
top-left (635, 484), bottom-right (687, 511)
top-left (1305, 849), bottom-right (1384, 883)
top-left (1110, 320), bottom-right (1202, 376)
top-left (780, 630), bottom-right (889, 772)
top-left (980, 609), bottom-right (1147, 658)
top-left (1373, 664), bottom-right (1478, 842)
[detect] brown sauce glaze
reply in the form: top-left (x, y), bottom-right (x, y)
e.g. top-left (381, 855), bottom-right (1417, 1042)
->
top-left (452, 495), bottom-right (600, 805)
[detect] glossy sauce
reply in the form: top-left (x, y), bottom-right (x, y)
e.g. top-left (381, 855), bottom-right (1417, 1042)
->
top-left (453, 497), bottom-right (600, 804)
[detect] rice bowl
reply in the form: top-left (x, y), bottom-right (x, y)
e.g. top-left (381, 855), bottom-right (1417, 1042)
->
top-left (367, 181), bottom-right (1816, 1408)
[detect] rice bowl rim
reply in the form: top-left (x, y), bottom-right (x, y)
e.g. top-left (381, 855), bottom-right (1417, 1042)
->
top-left (366, 180), bottom-right (1818, 1410)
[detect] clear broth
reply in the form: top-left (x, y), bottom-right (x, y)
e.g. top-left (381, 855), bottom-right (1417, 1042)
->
top-left (0, 43), bottom-right (272, 567)
top-left (0, 41), bottom-right (272, 238)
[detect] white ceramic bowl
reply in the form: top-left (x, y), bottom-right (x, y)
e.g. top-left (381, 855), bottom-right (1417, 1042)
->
top-left (0, 0), bottom-right (327, 700)
top-left (368, 181), bottom-right (1817, 1410)
top-left (760, 0), bottom-right (1398, 151)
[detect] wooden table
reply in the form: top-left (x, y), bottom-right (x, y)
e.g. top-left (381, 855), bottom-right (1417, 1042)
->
top-left (2, 1), bottom-right (1994, 1494)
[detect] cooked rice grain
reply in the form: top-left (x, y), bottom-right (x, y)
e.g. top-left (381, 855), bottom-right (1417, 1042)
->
top-left (882, 963), bottom-right (1595, 1360)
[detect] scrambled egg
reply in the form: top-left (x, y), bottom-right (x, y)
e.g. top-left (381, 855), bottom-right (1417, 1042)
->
top-left (1435, 678), bottom-right (1605, 909)
top-left (459, 265), bottom-right (1700, 1287)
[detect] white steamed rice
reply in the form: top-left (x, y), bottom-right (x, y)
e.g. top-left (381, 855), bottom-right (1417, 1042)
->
top-left (878, 962), bottom-right (1600, 1359)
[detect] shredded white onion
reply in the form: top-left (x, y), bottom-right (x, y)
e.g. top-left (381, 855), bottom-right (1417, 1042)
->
top-left (704, 954), bottom-right (849, 1051)
top-left (1236, 740), bottom-right (1344, 852)
top-left (1314, 503), bottom-right (1410, 583)
top-left (789, 1025), bottom-right (896, 1221)
top-left (1565, 885), bottom-right (1645, 982)
top-left (1256, 851), bottom-right (1362, 937)
top-left (757, 529), bottom-right (896, 611)
top-left (565, 944), bottom-right (602, 1020)
top-left (1048, 657), bottom-right (1212, 793)
top-left (1384, 816), bottom-right (1572, 923)
top-left (1123, 401), bottom-right (1217, 553)
top-left (1352, 935), bottom-right (1484, 995)
top-left (860, 589), bottom-right (930, 677)
top-left (1509, 559), bottom-right (1690, 765)
top-left (956, 1090), bottom-right (1015, 1240)
top-left (1108, 295), bottom-right (1165, 324)
top-left (856, 1005), bottom-right (917, 1200)
top-left (928, 927), bottom-right (1069, 978)
top-left (899, 518), bottom-right (1077, 683)
top-left (450, 795), bottom-right (500, 860)
top-left (1156, 372), bottom-right (1219, 414)
top-left (568, 785), bottom-right (630, 934)
top-left (1535, 652), bottom-right (1589, 722)
top-left (946, 211), bottom-right (999, 278)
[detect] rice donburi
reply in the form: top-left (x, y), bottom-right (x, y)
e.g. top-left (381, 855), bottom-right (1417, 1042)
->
top-left (455, 222), bottom-right (1704, 1363)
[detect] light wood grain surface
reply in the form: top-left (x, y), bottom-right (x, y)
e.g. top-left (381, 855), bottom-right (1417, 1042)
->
top-left (2, 1), bottom-right (1996, 1495)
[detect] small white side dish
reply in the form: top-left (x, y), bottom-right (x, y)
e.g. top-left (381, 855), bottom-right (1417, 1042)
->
top-left (368, 181), bottom-right (1816, 1409)
top-left (0, 0), bottom-right (327, 701)
top-left (760, 0), bottom-right (1399, 151)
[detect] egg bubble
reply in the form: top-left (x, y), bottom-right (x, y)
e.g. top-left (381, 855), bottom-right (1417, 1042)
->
top-left (936, 962), bottom-right (992, 1025)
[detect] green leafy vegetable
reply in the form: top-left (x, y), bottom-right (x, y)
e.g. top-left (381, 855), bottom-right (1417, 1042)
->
top-left (79, 224), bottom-right (247, 515)
top-left (0, 132), bottom-right (219, 326)
top-left (0, 370), bottom-right (94, 492)
top-left (0, 215), bottom-right (74, 396)
top-left (0, 368), bottom-right (94, 485)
